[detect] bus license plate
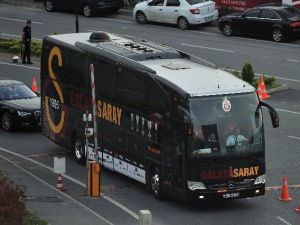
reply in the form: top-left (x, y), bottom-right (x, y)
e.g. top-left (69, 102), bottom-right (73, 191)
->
top-left (223, 192), bottom-right (240, 199)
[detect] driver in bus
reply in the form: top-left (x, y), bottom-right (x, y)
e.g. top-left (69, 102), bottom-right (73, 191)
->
top-left (226, 127), bottom-right (248, 151)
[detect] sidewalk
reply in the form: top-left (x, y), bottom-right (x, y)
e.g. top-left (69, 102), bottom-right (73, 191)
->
top-left (0, 155), bottom-right (110, 225)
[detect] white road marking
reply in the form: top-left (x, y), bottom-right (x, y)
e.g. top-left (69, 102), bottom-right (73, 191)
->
top-left (100, 18), bottom-right (133, 24)
top-left (273, 76), bottom-right (300, 83)
top-left (0, 154), bottom-right (114, 225)
top-left (181, 43), bottom-right (234, 53)
top-left (0, 61), bottom-right (39, 70)
top-left (288, 136), bottom-right (300, 140)
top-left (276, 216), bottom-right (292, 225)
top-left (287, 58), bottom-right (300, 63)
top-left (0, 16), bottom-right (43, 24)
top-left (0, 33), bottom-right (42, 41)
top-left (0, 146), bottom-right (139, 220)
top-left (276, 108), bottom-right (300, 115)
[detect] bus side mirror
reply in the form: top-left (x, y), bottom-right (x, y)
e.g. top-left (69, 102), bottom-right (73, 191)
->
top-left (259, 101), bottom-right (279, 128)
top-left (255, 111), bottom-right (260, 128)
top-left (178, 106), bottom-right (193, 136)
top-left (269, 108), bottom-right (279, 128)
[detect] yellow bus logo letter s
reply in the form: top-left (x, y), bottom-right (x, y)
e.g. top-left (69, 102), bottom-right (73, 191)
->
top-left (45, 47), bottom-right (65, 134)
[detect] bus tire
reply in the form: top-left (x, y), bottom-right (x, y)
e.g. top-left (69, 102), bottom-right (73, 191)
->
top-left (72, 134), bottom-right (86, 164)
top-left (150, 166), bottom-right (166, 200)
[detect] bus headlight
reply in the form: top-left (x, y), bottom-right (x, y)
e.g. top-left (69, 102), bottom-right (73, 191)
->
top-left (187, 181), bottom-right (207, 191)
top-left (254, 174), bottom-right (266, 185)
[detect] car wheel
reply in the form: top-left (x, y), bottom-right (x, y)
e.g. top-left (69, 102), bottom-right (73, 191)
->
top-left (272, 28), bottom-right (284, 42)
top-left (177, 17), bottom-right (189, 30)
top-left (1, 112), bottom-right (16, 132)
top-left (136, 11), bottom-right (147, 24)
top-left (44, 0), bottom-right (55, 12)
top-left (222, 22), bottom-right (233, 36)
top-left (83, 4), bottom-right (93, 17)
top-left (150, 166), bottom-right (166, 200)
top-left (72, 135), bottom-right (86, 164)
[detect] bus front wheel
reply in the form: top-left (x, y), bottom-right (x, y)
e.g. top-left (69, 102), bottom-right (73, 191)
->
top-left (72, 135), bottom-right (86, 164)
top-left (150, 167), bottom-right (166, 200)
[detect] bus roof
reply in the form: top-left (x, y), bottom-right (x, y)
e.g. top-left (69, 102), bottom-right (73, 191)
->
top-left (46, 32), bottom-right (255, 97)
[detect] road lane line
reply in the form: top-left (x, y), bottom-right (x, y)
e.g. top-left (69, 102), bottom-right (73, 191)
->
top-left (181, 43), bottom-right (235, 53)
top-left (273, 76), bottom-right (300, 83)
top-left (276, 108), bottom-right (300, 115)
top-left (287, 58), bottom-right (299, 63)
top-left (0, 16), bottom-right (43, 24)
top-left (288, 136), bottom-right (300, 140)
top-left (0, 33), bottom-right (42, 41)
top-left (0, 146), bottom-right (139, 220)
top-left (99, 18), bottom-right (133, 24)
top-left (0, 61), bottom-right (39, 70)
top-left (0, 154), bottom-right (114, 225)
top-left (276, 216), bottom-right (292, 225)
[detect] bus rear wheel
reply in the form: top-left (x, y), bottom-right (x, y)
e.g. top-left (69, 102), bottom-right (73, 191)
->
top-left (72, 135), bottom-right (86, 164)
top-left (150, 167), bottom-right (165, 200)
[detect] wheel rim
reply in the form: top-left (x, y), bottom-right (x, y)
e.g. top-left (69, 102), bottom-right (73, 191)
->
top-left (45, 1), bottom-right (53, 11)
top-left (178, 18), bottom-right (188, 29)
top-left (74, 138), bottom-right (84, 159)
top-left (223, 24), bottom-right (232, 36)
top-left (2, 113), bottom-right (12, 131)
top-left (151, 173), bottom-right (160, 195)
top-left (137, 12), bottom-right (146, 24)
top-left (83, 5), bottom-right (91, 16)
top-left (273, 29), bottom-right (282, 42)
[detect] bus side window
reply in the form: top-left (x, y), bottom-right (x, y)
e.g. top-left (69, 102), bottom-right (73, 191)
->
top-left (115, 67), bottom-right (147, 113)
top-left (64, 50), bottom-right (89, 90)
top-left (93, 58), bottom-right (116, 101)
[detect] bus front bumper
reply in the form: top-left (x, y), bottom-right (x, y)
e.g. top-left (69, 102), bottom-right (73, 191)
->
top-left (187, 185), bottom-right (265, 200)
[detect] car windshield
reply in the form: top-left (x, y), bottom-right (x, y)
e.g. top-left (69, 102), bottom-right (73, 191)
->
top-left (188, 93), bottom-right (263, 158)
top-left (279, 7), bottom-right (300, 19)
top-left (0, 84), bottom-right (37, 100)
top-left (186, 0), bottom-right (209, 5)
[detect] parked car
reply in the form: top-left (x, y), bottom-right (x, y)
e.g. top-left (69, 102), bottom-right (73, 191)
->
top-left (133, 0), bottom-right (218, 29)
top-left (0, 79), bottom-right (41, 131)
top-left (218, 5), bottom-right (300, 42)
top-left (43, 0), bottom-right (124, 17)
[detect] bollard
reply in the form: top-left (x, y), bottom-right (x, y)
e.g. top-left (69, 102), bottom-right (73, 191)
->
top-left (139, 210), bottom-right (152, 225)
top-left (88, 161), bottom-right (101, 197)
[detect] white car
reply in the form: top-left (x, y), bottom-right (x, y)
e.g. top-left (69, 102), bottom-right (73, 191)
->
top-left (133, 0), bottom-right (218, 29)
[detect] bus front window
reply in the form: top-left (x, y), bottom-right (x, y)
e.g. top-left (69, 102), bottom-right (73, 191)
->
top-left (188, 93), bottom-right (263, 157)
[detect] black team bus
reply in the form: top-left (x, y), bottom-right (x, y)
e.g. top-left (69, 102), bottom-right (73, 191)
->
top-left (41, 32), bottom-right (279, 201)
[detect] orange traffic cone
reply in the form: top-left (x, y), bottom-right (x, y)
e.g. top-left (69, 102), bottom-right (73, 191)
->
top-left (258, 76), bottom-right (269, 100)
top-left (296, 200), bottom-right (300, 213)
top-left (32, 76), bottom-right (38, 93)
top-left (278, 176), bottom-right (292, 201)
top-left (56, 174), bottom-right (66, 192)
top-left (256, 82), bottom-right (262, 99)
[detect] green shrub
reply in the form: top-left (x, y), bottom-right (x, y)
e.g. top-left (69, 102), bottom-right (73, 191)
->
top-left (242, 63), bottom-right (255, 84)
top-left (264, 76), bottom-right (275, 86)
top-left (0, 39), bottom-right (42, 56)
top-left (0, 172), bottom-right (26, 225)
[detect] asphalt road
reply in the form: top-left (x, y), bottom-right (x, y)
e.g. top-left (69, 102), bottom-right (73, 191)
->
top-left (1, 3), bottom-right (300, 225)
top-left (0, 3), bottom-right (300, 90)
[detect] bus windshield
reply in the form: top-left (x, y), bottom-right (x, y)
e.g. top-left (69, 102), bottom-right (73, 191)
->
top-left (188, 93), bottom-right (263, 158)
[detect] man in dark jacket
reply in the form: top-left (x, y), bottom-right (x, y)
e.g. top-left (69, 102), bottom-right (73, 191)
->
top-left (22, 20), bottom-right (33, 64)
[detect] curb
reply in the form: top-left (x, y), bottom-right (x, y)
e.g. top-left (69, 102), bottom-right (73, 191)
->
top-left (1, 0), bottom-right (44, 9)
top-left (223, 67), bottom-right (289, 94)
top-left (268, 84), bottom-right (289, 94)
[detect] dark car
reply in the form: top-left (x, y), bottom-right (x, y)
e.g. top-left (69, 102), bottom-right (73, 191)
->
top-left (0, 79), bottom-right (41, 131)
top-left (44, 0), bottom-right (124, 17)
top-left (218, 5), bottom-right (300, 42)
